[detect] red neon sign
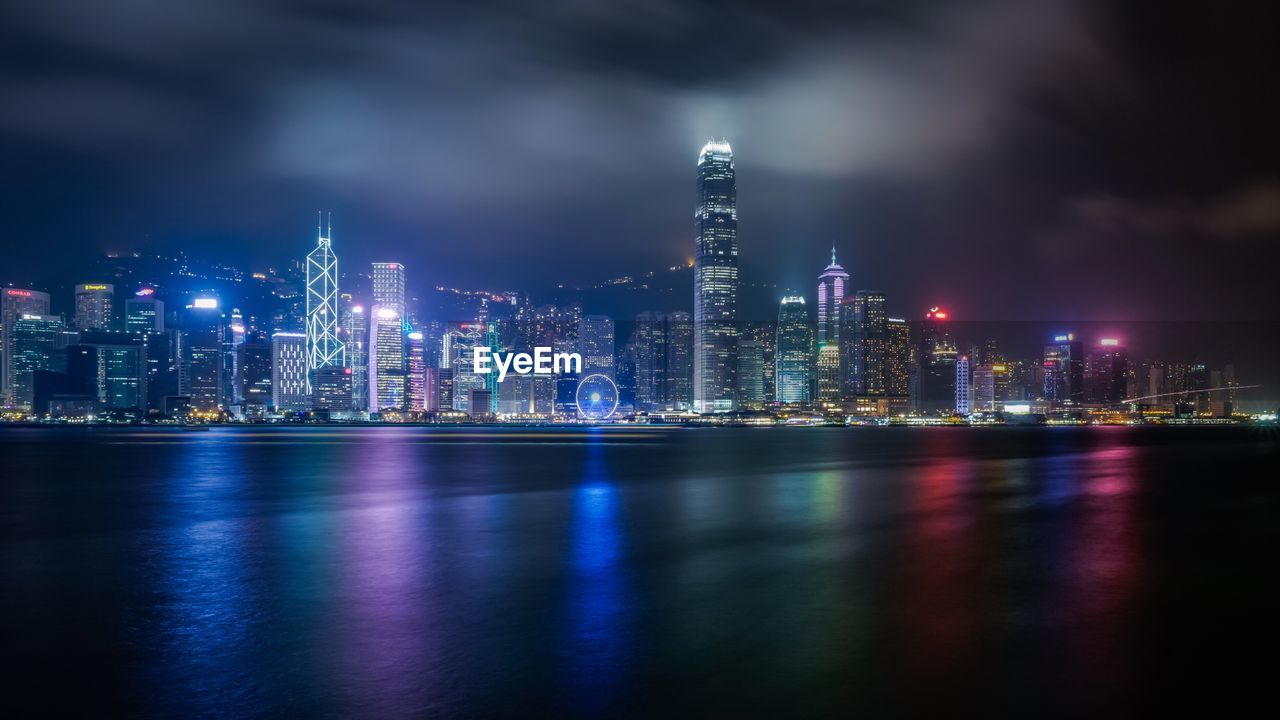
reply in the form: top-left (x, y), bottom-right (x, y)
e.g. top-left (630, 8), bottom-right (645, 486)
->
top-left (6, 289), bottom-right (32, 297)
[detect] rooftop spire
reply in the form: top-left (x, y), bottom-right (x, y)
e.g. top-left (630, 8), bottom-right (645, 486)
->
top-left (831, 243), bottom-right (837, 266)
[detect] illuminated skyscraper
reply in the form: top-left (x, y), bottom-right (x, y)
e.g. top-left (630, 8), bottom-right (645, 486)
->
top-left (578, 315), bottom-right (615, 379)
top-left (125, 294), bottom-right (164, 334)
top-left (271, 331), bottom-right (308, 412)
top-left (371, 262), bottom-right (406, 316)
top-left (918, 307), bottom-right (957, 413)
top-left (816, 247), bottom-right (849, 347)
top-left (972, 364), bottom-right (995, 412)
top-left (816, 343), bottom-right (841, 404)
top-left (368, 305), bottom-right (405, 412)
top-left (634, 312), bottom-right (668, 412)
top-left (775, 296), bottom-right (811, 404)
top-left (407, 330), bottom-right (426, 412)
top-left (852, 291), bottom-right (887, 396)
top-left (693, 139), bottom-right (738, 413)
top-left (306, 215), bottom-right (344, 388)
top-left (346, 305), bottom-right (368, 412)
top-left (74, 283), bottom-right (114, 331)
top-left (1086, 338), bottom-right (1129, 405)
top-left (736, 339), bottom-right (765, 407)
top-left (312, 366), bottom-right (353, 412)
top-left (885, 318), bottom-right (910, 397)
top-left (666, 311), bottom-right (693, 410)
top-left (955, 355), bottom-right (971, 414)
top-left (1043, 333), bottom-right (1084, 406)
top-left (1, 288), bottom-right (50, 406)
top-left (10, 314), bottom-right (64, 410)
top-left (183, 297), bottom-right (224, 411)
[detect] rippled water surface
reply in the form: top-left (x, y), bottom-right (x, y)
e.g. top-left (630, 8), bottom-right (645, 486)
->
top-left (1, 425), bottom-right (1276, 717)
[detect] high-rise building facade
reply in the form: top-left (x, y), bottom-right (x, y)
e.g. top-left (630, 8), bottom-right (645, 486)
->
top-left (183, 297), bottom-right (224, 411)
top-left (74, 283), bottom-right (114, 331)
top-left (239, 342), bottom-right (273, 413)
top-left (665, 311), bottom-right (693, 410)
top-left (955, 355), bottom-right (972, 414)
top-left (2, 288), bottom-right (51, 406)
top-left (10, 314), bottom-right (64, 410)
top-left (852, 291), bottom-right (888, 396)
top-left (407, 331), bottom-right (426, 412)
top-left (634, 312), bottom-right (668, 412)
top-left (693, 139), bottom-right (738, 414)
top-left (972, 364), bottom-right (996, 412)
top-left (775, 296), bottom-right (811, 404)
top-left (371, 262), bottom-right (406, 316)
top-left (312, 366), bottom-right (354, 411)
top-left (368, 305), bottom-right (405, 412)
top-left (271, 331), bottom-right (308, 412)
top-left (306, 217), bottom-right (345, 386)
top-left (816, 248), bottom-right (849, 347)
top-left (816, 343), bottom-right (842, 404)
top-left (578, 315), bottom-right (615, 379)
top-left (885, 318), bottom-right (911, 397)
top-left (346, 305), bottom-right (368, 412)
top-left (1086, 338), bottom-right (1129, 405)
top-left (736, 339), bottom-right (765, 407)
top-left (918, 307), bottom-right (957, 413)
top-left (125, 295), bottom-right (164, 334)
top-left (1043, 333), bottom-right (1084, 406)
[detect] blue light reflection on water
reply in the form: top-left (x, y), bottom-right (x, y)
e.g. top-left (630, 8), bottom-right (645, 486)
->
top-left (562, 431), bottom-right (631, 714)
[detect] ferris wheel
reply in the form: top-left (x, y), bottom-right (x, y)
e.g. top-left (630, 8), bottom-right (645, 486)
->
top-left (574, 373), bottom-right (619, 420)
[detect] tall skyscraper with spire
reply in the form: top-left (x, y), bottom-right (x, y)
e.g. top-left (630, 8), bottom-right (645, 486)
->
top-left (306, 213), bottom-right (344, 390)
top-left (693, 138), bottom-right (738, 414)
top-left (816, 246), bottom-right (849, 347)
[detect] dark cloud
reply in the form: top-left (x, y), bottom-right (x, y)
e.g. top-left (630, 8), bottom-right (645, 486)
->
top-left (1, 0), bottom-right (1277, 319)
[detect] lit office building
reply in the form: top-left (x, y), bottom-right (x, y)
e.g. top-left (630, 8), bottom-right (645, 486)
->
top-left (306, 217), bottom-right (345, 388)
top-left (736, 339), bottom-right (765, 407)
top-left (1086, 338), bottom-right (1129, 405)
top-left (239, 342), bottom-right (273, 414)
top-left (271, 331), bottom-right (308, 411)
top-left (65, 333), bottom-right (146, 411)
top-left (346, 305), bottom-right (368, 412)
top-left (955, 355), bottom-right (972, 415)
top-left (885, 318), bottom-right (911, 397)
top-left (693, 139), bottom-right (739, 413)
top-left (918, 307), bottom-right (957, 413)
top-left (368, 305), bottom-right (405, 412)
top-left (741, 322), bottom-right (777, 402)
top-left (371, 262), bottom-right (406, 316)
top-left (312, 366), bottom-right (354, 411)
top-left (634, 312), bottom-right (668, 412)
top-left (816, 342), bottom-right (842, 404)
top-left (972, 364), bottom-right (995, 412)
top-left (852, 291), bottom-right (888, 396)
top-left (183, 297), bottom-right (224, 411)
top-left (578, 315), bottom-right (615, 379)
top-left (74, 283), bottom-right (114, 331)
top-left (125, 292), bottom-right (164, 333)
top-left (666, 311), bottom-right (693, 410)
top-left (1043, 333), bottom-right (1085, 406)
top-left (816, 247), bottom-right (849, 347)
top-left (2, 287), bottom-right (50, 406)
top-left (407, 331), bottom-right (426, 412)
top-left (423, 367), bottom-right (440, 412)
top-left (775, 296), bottom-right (811, 404)
top-left (10, 313), bottom-right (65, 410)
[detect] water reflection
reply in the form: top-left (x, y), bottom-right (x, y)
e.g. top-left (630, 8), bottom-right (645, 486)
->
top-left (333, 428), bottom-right (437, 716)
top-left (562, 433), bottom-right (631, 714)
top-left (150, 433), bottom-right (258, 714)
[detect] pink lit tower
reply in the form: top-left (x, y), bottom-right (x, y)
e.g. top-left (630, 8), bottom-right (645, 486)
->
top-left (816, 244), bottom-right (850, 347)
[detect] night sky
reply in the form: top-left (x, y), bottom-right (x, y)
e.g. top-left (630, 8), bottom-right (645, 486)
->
top-left (2, 0), bottom-right (1277, 320)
